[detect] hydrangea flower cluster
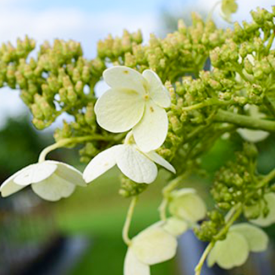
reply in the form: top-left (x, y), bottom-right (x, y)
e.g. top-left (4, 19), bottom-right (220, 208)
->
top-left (1, 1), bottom-right (275, 274)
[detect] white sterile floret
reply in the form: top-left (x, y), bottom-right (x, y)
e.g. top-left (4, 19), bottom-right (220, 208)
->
top-left (0, 161), bottom-right (86, 201)
top-left (220, 0), bottom-right (238, 23)
top-left (83, 143), bottom-right (175, 184)
top-left (124, 225), bottom-right (177, 275)
top-left (237, 105), bottom-right (269, 143)
top-left (95, 66), bottom-right (171, 152)
top-left (207, 231), bottom-right (249, 269)
top-left (250, 193), bottom-right (275, 227)
top-left (161, 217), bottom-right (188, 237)
top-left (231, 223), bottom-right (269, 252)
top-left (169, 188), bottom-right (207, 222)
top-left (124, 249), bottom-right (150, 275)
top-left (208, 223), bottom-right (268, 270)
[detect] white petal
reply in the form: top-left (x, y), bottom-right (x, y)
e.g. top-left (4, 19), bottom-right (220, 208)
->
top-left (145, 151), bottom-right (175, 173)
top-left (124, 249), bottom-right (150, 275)
top-left (31, 173), bottom-right (75, 201)
top-left (103, 66), bottom-right (146, 94)
top-left (231, 223), bottom-right (269, 252)
top-left (237, 128), bottom-right (269, 143)
top-left (169, 192), bottom-right (206, 222)
top-left (208, 232), bottom-right (249, 269)
top-left (0, 169), bottom-right (28, 197)
top-left (14, 162), bottom-right (57, 186)
top-left (116, 145), bottom-right (157, 184)
top-left (133, 100), bottom-right (168, 152)
top-left (142, 70), bottom-right (171, 108)
top-left (83, 146), bottom-right (119, 183)
top-left (47, 161), bottom-right (86, 186)
top-left (170, 188), bottom-right (196, 199)
top-left (250, 193), bottom-right (275, 227)
top-left (132, 226), bottom-right (177, 265)
top-left (162, 217), bottom-right (188, 237)
top-left (95, 88), bottom-right (145, 133)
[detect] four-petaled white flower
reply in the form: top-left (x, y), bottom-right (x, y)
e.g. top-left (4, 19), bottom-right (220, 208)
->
top-left (0, 161), bottom-right (86, 201)
top-left (220, 0), bottom-right (238, 23)
top-left (124, 223), bottom-right (179, 275)
top-left (208, 223), bottom-right (268, 269)
top-left (169, 188), bottom-right (207, 223)
top-left (95, 66), bottom-right (171, 152)
top-left (83, 142), bottom-right (176, 184)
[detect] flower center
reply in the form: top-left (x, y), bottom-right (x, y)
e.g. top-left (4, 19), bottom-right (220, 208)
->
top-left (144, 94), bottom-right (150, 101)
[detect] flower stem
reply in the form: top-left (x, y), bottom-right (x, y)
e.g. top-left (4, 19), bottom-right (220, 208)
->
top-left (214, 109), bottom-right (275, 132)
top-left (181, 99), bottom-right (233, 112)
top-left (194, 204), bottom-right (242, 275)
top-left (195, 242), bottom-right (215, 275)
top-left (159, 173), bottom-right (189, 221)
top-left (206, 1), bottom-right (221, 22)
top-left (122, 196), bottom-right (138, 246)
top-left (266, 30), bottom-right (275, 54)
top-left (255, 168), bottom-right (275, 189)
top-left (38, 134), bottom-right (119, 163)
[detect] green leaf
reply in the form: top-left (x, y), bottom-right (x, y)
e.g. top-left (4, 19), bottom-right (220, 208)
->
top-left (207, 232), bottom-right (249, 269)
top-left (231, 223), bottom-right (269, 252)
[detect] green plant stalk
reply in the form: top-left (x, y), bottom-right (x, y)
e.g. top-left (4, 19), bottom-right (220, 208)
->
top-left (214, 109), bottom-right (275, 132)
top-left (194, 204), bottom-right (243, 275)
top-left (255, 168), bottom-right (275, 189)
top-left (159, 172), bottom-right (189, 221)
top-left (122, 196), bottom-right (138, 246)
top-left (181, 99), bottom-right (233, 112)
top-left (38, 134), bottom-right (121, 162)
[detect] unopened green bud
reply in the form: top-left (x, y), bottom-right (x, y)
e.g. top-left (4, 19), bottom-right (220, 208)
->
top-left (119, 175), bottom-right (148, 197)
top-left (72, 68), bottom-right (81, 83)
top-left (42, 83), bottom-right (52, 100)
top-left (122, 30), bottom-right (132, 52)
top-left (82, 66), bottom-right (90, 83)
top-left (15, 71), bottom-right (27, 89)
top-left (32, 118), bottom-right (46, 130)
top-left (75, 80), bottom-right (84, 94)
top-left (244, 203), bottom-right (261, 219)
top-left (20, 90), bottom-right (33, 105)
top-left (131, 29), bottom-right (143, 44)
top-left (59, 88), bottom-right (68, 103)
top-left (124, 52), bottom-right (136, 67)
top-left (85, 103), bottom-right (96, 125)
top-left (67, 86), bottom-right (77, 103)
top-left (31, 104), bottom-right (44, 119)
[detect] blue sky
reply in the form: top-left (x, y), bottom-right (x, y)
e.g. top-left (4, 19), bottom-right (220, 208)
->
top-left (0, 0), bottom-right (274, 127)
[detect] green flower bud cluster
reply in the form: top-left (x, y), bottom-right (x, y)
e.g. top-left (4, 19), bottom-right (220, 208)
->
top-left (118, 174), bottom-right (148, 198)
top-left (97, 30), bottom-right (143, 62)
top-left (97, 14), bottom-right (227, 83)
top-left (211, 144), bottom-right (259, 211)
top-left (194, 210), bottom-right (225, 242)
top-left (0, 38), bottom-right (106, 130)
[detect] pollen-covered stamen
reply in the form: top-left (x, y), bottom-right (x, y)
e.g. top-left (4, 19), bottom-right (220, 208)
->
top-left (144, 94), bottom-right (150, 101)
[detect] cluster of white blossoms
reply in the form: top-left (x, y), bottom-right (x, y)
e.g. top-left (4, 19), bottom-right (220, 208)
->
top-left (0, 66), bottom-right (175, 200)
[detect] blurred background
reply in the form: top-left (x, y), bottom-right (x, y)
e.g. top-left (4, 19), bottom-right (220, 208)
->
top-left (0, 0), bottom-right (275, 274)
